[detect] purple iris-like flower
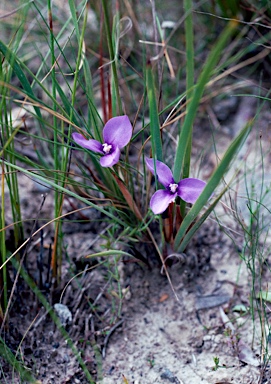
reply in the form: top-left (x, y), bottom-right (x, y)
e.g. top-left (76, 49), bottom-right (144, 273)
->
top-left (72, 115), bottom-right (132, 167)
top-left (146, 158), bottom-right (206, 215)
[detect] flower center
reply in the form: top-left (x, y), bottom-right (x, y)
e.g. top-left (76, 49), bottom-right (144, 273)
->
top-left (102, 143), bottom-right (112, 154)
top-left (169, 183), bottom-right (178, 193)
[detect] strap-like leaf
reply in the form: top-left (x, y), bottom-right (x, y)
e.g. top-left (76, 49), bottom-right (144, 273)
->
top-left (174, 121), bottom-right (252, 250)
top-left (146, 64), bottom-right (163, 163)
top-left (173, 19), bottom-right (239, 182)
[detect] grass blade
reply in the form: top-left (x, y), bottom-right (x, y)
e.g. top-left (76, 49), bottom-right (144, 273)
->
top-left (182, 0), bottom-right (194, 180)
top-left (177, 184), bottom-right (230, 252)
top-left (173, 19), bottom-right (239, 182)
top-left (0, 40), bottom-right (43, 124)
top-left (101, 0), bottom-right (122, 115)
top-left (0, 336), bottom-right (39, 383)
top-left (0, 159), bottom-right (127, 228)
top-left (10, 256), bottom-right (95, 384)
top-left (146, 64), bottom-right (163, 163)
top-left (174, 120), bottom-right (252, 251)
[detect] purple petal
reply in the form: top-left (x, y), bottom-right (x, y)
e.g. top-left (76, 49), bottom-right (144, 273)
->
top-left (150, 190), bottom-right (177, 215)
top-left (177, 178), bottom-right (206, 204)
top-left (103, 116), bottom-right (132, 148)
top-left (145, 158), bottom-right (174, 187)
top-left (72, 133), bottom-right (103, 154)
top-left (100, 147), bottom-right (121, 167)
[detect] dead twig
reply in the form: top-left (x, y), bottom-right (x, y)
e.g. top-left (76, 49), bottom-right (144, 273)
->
top-left (102, 319), bottom-right (124, 358)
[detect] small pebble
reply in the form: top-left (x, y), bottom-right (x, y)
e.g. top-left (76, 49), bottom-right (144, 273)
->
top-left (161, 368), bottom-right (180, 383)
top-left (54, 303), bottom-right (72, 326)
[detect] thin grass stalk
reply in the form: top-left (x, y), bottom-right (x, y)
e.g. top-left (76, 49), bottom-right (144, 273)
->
top-left (0, 53), bottom-right (24, 316)
top-left (9, 169), bottom-right (23, 248)
top-left (32, 1), bottom-right (74, 87)
top-left (52, 1), bottom-right (89, 281)
top-left (146, 61), bottom-right (164, 249)
top-left (47, 0), bottom-right (61, 280)
top-left (68, 1), bottom-right (119, 196)
top-left (68, 0), bottom-right (81, 36)
top-left (10, 256), bottom-right (95, 383)
top-left (101, 0), bottom-right (123, 115)
top-left (174, 120), bottom-right (251, 251)
top-left (0, 160), bottom-right (127, 228)
top-left (146, 64), bottom-right (163, 166)
top-left (177, 183), bottom-right (231, 252)
top-left (70, 4), bottom-right (88, 125)
top-left (99, 8), bottom-right (108, 123)
top-left (6, 111), bottom-right (24, 252)
top-left (83, 61), bottom-right (101, 138)
top-left (182, 0), bottom-right (194, 180)
top-left (0, 164), bottom-right (7, 312)
top-left (0, 42), bottom-right (44, 126)
top-left (0, 60), bottom-right (24, 250)
top-left (110, 7), bottom-right (120, 117)
top-left (146, 63), bottom-right (166, 252)
top-left (0, 336), bottom-right (38, 383)
top-left (179, 0), bottom-right (194, 219)
top-left (242, 137), bottom-right (267, 355)
top-left (173, 19), bottom-right (239, 182)
top-left (0, 63), bottom-right (8, 315)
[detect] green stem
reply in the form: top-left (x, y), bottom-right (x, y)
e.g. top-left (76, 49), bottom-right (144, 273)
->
top-left (173, 19), bottom-right (238, 182)
top-left (1, 165), bottom-right (7, 311)
top-left (102, 0), bottom-right (123, 115)
top-left (182, 0), bottom-right (194, 179)
top-left (146, 65), bottom-right (163, 163)
top-left (180, 0), bottom-right (194, 218)
top-left (48, 0), bottom-right (61, 279)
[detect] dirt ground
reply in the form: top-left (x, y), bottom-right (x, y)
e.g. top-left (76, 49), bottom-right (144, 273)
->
top-left (2, 92), bottom-right (271, 384)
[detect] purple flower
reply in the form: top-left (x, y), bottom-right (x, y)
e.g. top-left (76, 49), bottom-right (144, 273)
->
top-left (146, 158), bottom-right (206, 215)
top-left (72, 115), bottom-right (132, 167)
